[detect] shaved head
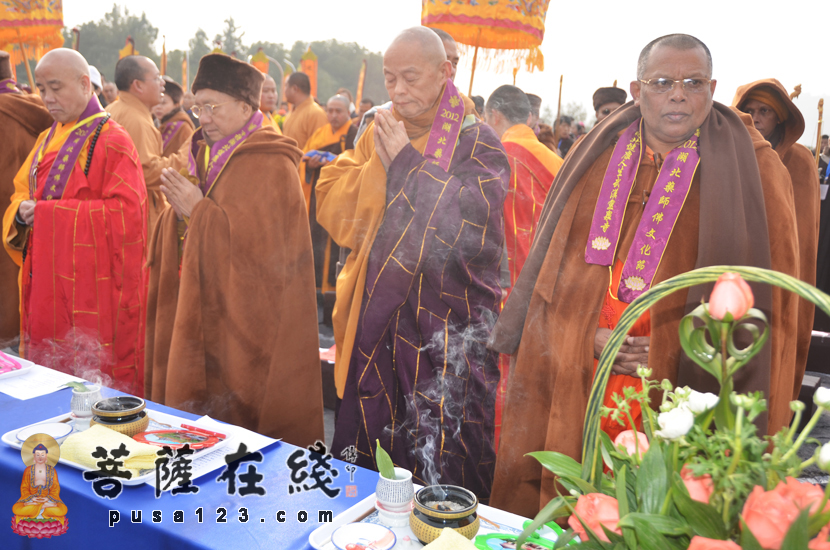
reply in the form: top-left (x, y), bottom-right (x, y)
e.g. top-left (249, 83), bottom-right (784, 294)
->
top-left (327, 94), bottom-right (350, 111)
top-left (260, 74), bottom-right (278, 112)
top-left (35, 48), bottom-right (94, 123)
top-left (383, 27), bottom-right (452, 119)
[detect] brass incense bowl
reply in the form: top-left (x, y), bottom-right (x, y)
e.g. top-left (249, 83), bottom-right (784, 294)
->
top-left (409, 485), bottom-right (479, 544)
top-left (90, 396), bottom-right (149, 437)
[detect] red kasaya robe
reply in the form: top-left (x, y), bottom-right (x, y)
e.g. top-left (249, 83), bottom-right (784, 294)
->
top-left (2, 113), bottom-right (148, 395)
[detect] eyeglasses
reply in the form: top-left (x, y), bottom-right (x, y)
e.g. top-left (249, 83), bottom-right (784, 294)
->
top-left (191, 100), bottom-right (235, 119)
top-left (142, 74), bottom-right (164, 83)
top-left (638, 78), bottom-right (712, 94)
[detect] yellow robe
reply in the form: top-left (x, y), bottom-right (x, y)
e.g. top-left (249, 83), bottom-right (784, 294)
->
top-left (299, 122), bottom-right (352, 209)
top-left (261, 110), bottom-right (284, 135)
top-left (283, 96), bottom-right (328, 151)
top-left (13, 465), bottom-right (67, 526)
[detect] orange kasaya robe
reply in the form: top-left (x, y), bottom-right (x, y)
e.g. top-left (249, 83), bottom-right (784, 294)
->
top-left (300, 121), bottom-right (354, 209)
top-left (496, 123), bottom-right (563, 447)
top-left (0, 91), bottom-right (52, 342)
top-left (283, 96), bottom-right (329, 158)
top-left (2, 105), bottom-right (148, 396)
top-left (13, 465), bottom-right (67, 526)
top-left (261, 110), bottom-right (284, 136)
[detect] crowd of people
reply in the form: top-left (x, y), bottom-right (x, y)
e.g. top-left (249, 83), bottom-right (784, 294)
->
top-left (0, 25), bottom-right (825, 517)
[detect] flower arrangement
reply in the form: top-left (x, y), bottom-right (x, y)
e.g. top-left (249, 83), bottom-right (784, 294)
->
top-left (516, 267), bottom-right (830, 550)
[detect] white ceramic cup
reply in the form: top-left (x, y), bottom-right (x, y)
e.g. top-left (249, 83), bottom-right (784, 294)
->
top-left (375, 467), bottom-right (414, 514)
top-left (70, 384), bottom-right (101, 419)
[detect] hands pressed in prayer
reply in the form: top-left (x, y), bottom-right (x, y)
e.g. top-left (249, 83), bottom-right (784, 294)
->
top-left (160, 168), bottom-right (204, 219)
top-left (374, 109), bottom-right (409, 172)
top-left (594, 328), bottom-right (650, 376)
top-left (17, 200), bottom-right (35, 225)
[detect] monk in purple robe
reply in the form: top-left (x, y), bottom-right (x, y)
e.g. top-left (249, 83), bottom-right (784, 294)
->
top-left (316, 27), bottom-right (509, 500)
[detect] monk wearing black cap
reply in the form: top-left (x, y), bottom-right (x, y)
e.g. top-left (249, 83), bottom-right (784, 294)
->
top-left (0, 51), bottom-right (52, 343)
top-left (144, 53), bottom-right (325, 446)
top-left (490, 34), bottom-right (801, 517)
top-left (153, 76), bottom-right (195, 158)
top-left (733, 80), bottom-right (819, 368)
top-left (593, 86), bottom-right (627, 124)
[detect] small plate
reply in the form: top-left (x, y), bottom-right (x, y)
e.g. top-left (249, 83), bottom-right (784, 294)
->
top-left (0, 352), bottom-right (33, 381)
top-left (16, 422), bottom-right (73, 445)
top-left (331, 523), bottom-right (396, 550)
top-left (133, 429), bottom-right (221, 450)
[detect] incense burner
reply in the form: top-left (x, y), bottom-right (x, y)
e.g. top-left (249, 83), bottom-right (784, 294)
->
top-left (409, 484), bottom-right (479, 544)
top-left (90, 396), bottom-right (148, 437)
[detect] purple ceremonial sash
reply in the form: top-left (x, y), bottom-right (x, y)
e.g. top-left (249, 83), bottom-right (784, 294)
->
top-left (585, 118), bottom-right (701, 303)
top-left (161, 120), bottom-right (186, 150)
top-left (0, 78), bottom-right (19, 94)
top-left (421, 79), bottom-right (465, 172)
top-left (187, 111), bottom-right (263, 196)
top-left (29, 96), bottom-right (106, 201)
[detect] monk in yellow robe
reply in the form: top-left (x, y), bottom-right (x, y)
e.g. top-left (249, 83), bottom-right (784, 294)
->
top-left (13, 444), bottom-right (67, 528)
top-left (283, 72), bottom-right (328, 151)
top-left (259, 74), bottom-right (284, 135)
top-left (483, 84), bottom-right (563, 448)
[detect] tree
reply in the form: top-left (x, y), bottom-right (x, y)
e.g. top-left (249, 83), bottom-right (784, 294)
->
top-left (188, 28), bottom-right (211, 67)
top-left (214, 18), bottom-right (246, 58)
top-left (562, 101), bottom-right (588, 124)
top-left (61, 4), bottom-right (160, 82)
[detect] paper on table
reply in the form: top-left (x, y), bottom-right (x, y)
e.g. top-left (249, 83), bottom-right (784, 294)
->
top-left (0, 364), bottom-right (85, 400)
top-left (143, 414), bottom-right (279, 489)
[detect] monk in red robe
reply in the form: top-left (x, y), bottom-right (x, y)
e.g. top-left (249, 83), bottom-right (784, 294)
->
top-left (489, 34), bottom-right (801, 518)
top-left (483, 85), bottom-right (563, 447)
top-left (0, 51), bottom-right (53, 343)
top-left (2, 49), bottom-right (148, 395)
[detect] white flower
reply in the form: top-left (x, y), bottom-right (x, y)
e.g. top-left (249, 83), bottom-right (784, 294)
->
top-left (815, 387), bottom-right (830, 409)
top-left (636, 366), bottom-right (653, 378)
top-left (654, 407), bottom-right (694, 440)
top-left (674, 386), bottom-right (692, 400)
top-left (685, 390), bottom-right (719, 415)
top-left (820, 443), bottom-right (830, 472)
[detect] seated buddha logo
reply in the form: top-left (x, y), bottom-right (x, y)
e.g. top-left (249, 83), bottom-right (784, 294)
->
top-left (11, 434), bottom-right (68, 538)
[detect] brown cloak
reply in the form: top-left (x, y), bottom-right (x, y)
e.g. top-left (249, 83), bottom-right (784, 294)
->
top-left (144, 127), bottom-right (325, 447)
top-left (0, 93), bottom-right (52, 342)
top-left (160, 110), bottom-right (195, 158)
top-left (733, 79), bottom-right (819, 390)
top-left (489, 102), bottom-right (800, 517)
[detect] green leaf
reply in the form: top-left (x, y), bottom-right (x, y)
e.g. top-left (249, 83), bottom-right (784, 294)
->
top-left (62, 381), bottom-right (90, 392)
top-left (616, 466), bottom-right (637, 550)
top-left (375, 439), bottom-right (396, 480)
top-left (779, 508), bottom-right (810, 550)
top-left (529, 451), bottom-right (583, 480)
top-left (714, 377), bottom-right (736, 432)
top-left (515, 496), bottom-right (571, 549)
top-left (617, 513), bottom-right (692, 537)
top-left (678, 304), bottom-right (722, 383)
top-left (672, 474), bottom-right (727, 540)
top-left (553, 530), bottom-right (580, 549)
top-left (808, 509), bottom-right (830, 537)
top-left (740, 518), bottom-right (764, 550)
top-left (628, 516), bottom-right (672, 550)
top-left (636, 442), bottom-right (667, 514)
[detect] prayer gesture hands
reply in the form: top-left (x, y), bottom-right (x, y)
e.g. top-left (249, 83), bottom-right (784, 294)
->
top-left (594, 328), bottom-right (650, 376)
top-left (374, 109), bottom-right (409, 172)
top-left (160, 168), bottom-right (204, 219)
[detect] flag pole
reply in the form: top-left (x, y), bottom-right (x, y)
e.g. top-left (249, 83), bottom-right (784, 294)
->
top-left (468, 27), bottom-right (481, 97)
top-left (817, 99), bottom-right (824, 168)
top-left (555, 74), bottom-right (563, 123)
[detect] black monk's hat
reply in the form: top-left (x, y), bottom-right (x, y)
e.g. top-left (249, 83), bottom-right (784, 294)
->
top-left (0, 51), bottom-right (12, 81)
top-left (191, 53), bottom-right (264, 111)
top-left (592, 87), bottom-right (627, 112)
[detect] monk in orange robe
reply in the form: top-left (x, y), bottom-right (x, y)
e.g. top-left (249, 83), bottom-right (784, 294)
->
top-left (13, 444), bottom-right (67, 528)
top-left (489, 34), bottom-right (801, 518)
top-left (2, 49), bottom-right (148, 396)
top-left (483, 85), bottom-right (563, 447)
top-left (153, 77), bottom-right (195, 158)
top-left (259, 74), bottom-right (284, 135)
top-left (733, 79), bottom-right (819, 391)
top-left (145, 53), bottom-right (324, 446)
top-left (283, 72), bottom-right (328, 151)
top-left (0, 52), bottom-right (53, 343)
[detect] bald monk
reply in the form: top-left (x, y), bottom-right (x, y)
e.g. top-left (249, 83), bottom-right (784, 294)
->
top-left (153, 76), bottom-right (195, 158)
top-left (0, 51), bottom-right (52, 343)
top-left (282, 72), bottom-right (328, 151)
top-left (429, 27), bottom-right (460, 81)
top-left (145, 53), bottom-right (324, 446)
top-left (108, 56), bottom-right (184, 235)
top-left (484, 85), bottom-right (563, 447)
top-left (733, 79), bottom-right (819, 390)
top-left (318, 27), bottom-right (509, 499)
top-left (489, 34), bottom-right (801, 517)
top-left (2, 49), bottom-right (148, 395)
top-left (259, 74), bottom-right (284, 135)
top-left (301, 94), bottom-right (357, 292)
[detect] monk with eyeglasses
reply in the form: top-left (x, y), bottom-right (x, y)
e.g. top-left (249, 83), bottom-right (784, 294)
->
top-left (489, 33), bottom-right (801, 518)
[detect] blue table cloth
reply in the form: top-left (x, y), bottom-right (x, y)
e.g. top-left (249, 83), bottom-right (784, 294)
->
top-left (0, 386), bottom-right (378, 549)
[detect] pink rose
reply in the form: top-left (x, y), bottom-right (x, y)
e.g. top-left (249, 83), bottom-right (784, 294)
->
top-left (613, 430), bottom-right (649, 459)
top-left (741, 485), bottom-right (800, 549)
top-left (775, 477), bottom-right (829, 514)
top-left (567, 493), bottom-right (621, 543)
top-left (709, 272), bottom-right (754, 320)
top-left (687, 536), bottom-right (742, 550)
top-left (681, 466), bottom-right (715, 504)
top-left (809, 524), bottom-right (830, 550)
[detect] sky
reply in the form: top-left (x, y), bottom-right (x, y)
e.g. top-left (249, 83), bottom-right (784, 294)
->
top-left (64, 0), bottom-right (828, 147)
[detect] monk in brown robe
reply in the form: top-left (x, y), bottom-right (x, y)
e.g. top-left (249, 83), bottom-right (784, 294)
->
top-left (144, 53), bottom-right (324, 446)
top-left (489, 34), bottom-right (801, 518)
top-left (283, 72), bottom-right (328, 152)
top-left (0, 52), bottom-right (52, 343)
top-left (153, 77), bottom-right (195, 158)
top-left (733, 79), bottom-right (819, 405)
